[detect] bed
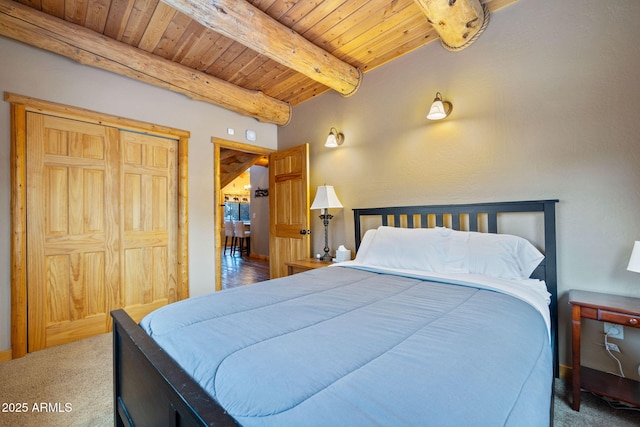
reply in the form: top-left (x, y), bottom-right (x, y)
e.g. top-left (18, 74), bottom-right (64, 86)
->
top-left (112, 199), bottom-right (559, 427)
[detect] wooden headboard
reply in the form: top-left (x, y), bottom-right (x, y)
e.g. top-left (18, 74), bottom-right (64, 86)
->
top-left (353, 199), bottom-right (559, 376)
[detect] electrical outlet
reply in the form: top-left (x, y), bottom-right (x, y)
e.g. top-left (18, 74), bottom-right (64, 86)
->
top-left (604, 322), bottom-right (624, 339)
top-left (605, 343), bottom-right (621, 353)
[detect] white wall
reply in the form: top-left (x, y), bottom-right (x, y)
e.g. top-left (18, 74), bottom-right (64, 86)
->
top-left (0, 37), bottom-right (277, 351)
top-left (279, 0), bottom-right (640, 372)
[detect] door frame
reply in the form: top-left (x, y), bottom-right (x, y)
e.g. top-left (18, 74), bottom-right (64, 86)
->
top-left (213, 138), bottom-right (274, 291)
top-left (7, 92), bottom-right (190, 358)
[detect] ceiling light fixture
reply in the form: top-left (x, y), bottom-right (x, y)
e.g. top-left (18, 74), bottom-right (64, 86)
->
top-left (325, 127), bottom-right (345, 147)
top-left (426, 92), bottom-right (453, 120)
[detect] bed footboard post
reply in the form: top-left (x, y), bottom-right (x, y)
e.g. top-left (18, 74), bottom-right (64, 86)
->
top-left (112, 310), bottom-right (136, 427)
top-left (113, 319), bottom-right (120, 427)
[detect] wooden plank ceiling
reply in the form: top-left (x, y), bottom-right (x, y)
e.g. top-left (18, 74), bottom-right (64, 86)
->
top-left (220, 148), bottom-right (268, 188)
top-left (1, 0), bottom-right (517, 125)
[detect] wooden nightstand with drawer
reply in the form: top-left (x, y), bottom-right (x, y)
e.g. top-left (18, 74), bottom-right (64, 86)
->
top-left (569, 289), bottom-right (640, 411)
top-left (285, 258), bottom-right (332, 276)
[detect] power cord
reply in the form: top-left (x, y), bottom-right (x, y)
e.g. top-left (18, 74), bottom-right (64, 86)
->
top-left (591, 392), bottom-right (640, 412)
top-left (604, 331), bottom-right (625, 378)
top-left (590, 331), bottom-right (640, 412)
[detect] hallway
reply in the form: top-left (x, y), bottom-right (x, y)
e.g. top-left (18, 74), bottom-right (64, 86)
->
top-left (221, 254), bottom-right (270, 290)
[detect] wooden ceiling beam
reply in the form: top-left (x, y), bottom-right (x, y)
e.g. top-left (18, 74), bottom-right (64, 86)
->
top-left (0, 0), bottom-right (292, 125)
top-left (413, 0), bottom-right (489, 50)
top-left (161, 0), bottom-right (362, 97)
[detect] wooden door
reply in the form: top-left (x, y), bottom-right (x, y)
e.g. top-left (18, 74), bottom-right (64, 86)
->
top-left (120, 131), bottom-right (178, 321)
top-left (25, 112), bottom-right (178, 351)
top-left (269, 144), bottom-right (310, 278)
top-left (26, 113), bottom-right (120, 351)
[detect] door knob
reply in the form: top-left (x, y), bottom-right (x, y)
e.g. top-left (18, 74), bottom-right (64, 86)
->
top-left (300, 229), bottom-right (311, 235)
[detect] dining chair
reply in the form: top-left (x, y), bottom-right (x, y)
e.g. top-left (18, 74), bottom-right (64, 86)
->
top-left (232, 221), bottom-right (251, 256)
top-left (224, 221), bottom-right (235, 255)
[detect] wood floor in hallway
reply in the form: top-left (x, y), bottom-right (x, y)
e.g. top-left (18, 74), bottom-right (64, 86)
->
top-left (221, 254), bottom-right (270, 290)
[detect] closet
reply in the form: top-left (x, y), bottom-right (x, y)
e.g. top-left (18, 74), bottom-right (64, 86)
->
top-left (8, 94), bottom-right (189, 355)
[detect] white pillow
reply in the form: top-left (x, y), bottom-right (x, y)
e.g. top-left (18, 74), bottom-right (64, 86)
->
top-left (355, 226), bottom-right (544, 280)
top-left (466, 232), bottom-right (544, 280)
top-left (357, 226), bottom-right (469, 273)
top-left (354, 229), bottom-right (377, 261)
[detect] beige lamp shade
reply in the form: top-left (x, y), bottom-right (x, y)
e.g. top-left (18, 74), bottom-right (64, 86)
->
top-left (627, 241), bottom-right (640, 273)
top-left (311, 185), bottom-right (343, 210)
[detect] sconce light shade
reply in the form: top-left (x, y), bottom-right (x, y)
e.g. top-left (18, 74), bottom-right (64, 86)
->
top-left (627, 241), bottom-right (640, 273)
top-left (427, 92), bottom-right (452, 120)
top-left (325, 127), bottom-right (345, 147)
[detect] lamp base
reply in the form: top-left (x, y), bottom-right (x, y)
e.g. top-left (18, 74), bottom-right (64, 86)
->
top-left (319, 210), bottom-right (334, 262)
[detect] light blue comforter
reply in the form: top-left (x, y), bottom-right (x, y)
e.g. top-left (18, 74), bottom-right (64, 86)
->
top-left (140, 266), bottom-right (552, 426)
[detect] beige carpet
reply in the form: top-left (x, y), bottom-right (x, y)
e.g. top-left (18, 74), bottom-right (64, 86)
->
top-left (553, 378), bottom-right (640, 426)
top-left (1, 332), bottom-right (639, 426)
top-left (0, 333), bottom-right (112, 427)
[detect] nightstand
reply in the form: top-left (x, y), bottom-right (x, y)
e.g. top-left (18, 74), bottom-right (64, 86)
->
top-left (569, 289), bottom-right (640, 411)
top-left (285, 258), bottom-right (332, 275)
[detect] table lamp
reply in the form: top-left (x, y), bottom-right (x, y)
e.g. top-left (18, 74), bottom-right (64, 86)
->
top-left (310, 185), bottom-right (343, 261)
top-left (627, 241), bottom-right (640, 273)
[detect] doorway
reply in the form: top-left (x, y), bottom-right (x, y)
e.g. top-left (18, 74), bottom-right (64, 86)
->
top-left (213, 138), bottom-right (274, 291)
top-left (221, 168), bottom-right (269, 289)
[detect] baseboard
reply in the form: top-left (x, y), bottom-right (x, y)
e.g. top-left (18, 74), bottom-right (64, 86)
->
top-left (0, 349), bottom-right (12, 363)
top-left (559, 364), bottom-right (571, 380)
top-left (249, 254), bottom-right (268, 261)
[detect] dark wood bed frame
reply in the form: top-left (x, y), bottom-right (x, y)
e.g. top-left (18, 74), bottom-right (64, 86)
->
top-left (112, 199), bottom-right (559, 427)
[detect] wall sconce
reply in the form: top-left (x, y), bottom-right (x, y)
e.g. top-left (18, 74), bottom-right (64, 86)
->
top-left (426, 92), bottom-right (452, 120)
top-left (325, 127), bottom-right (345, 147)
